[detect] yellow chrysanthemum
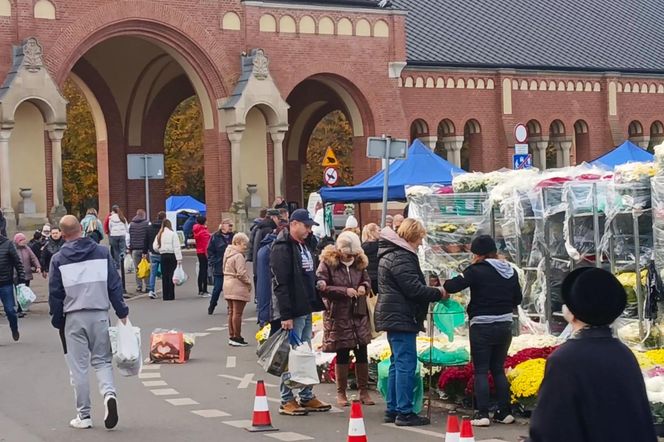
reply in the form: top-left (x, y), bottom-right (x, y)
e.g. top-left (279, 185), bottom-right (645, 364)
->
top-left (509, 358), bottom-right (546, 403)
top-left (646, 349), bottom-right (664, 366)
top-left (633, 350), bottom-right (655, 368)
top-left (255, 324), bottom-right (271, 343)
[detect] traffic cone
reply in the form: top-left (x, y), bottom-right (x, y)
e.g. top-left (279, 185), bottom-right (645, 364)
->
top-left (445, 415), bottom-right (460, 442)
top-left (246, 380), bottom-right (278, 432)
top-left (347, 400), bottom-right (367, 442)
top-left (459, 418), bottom-right (475, 442)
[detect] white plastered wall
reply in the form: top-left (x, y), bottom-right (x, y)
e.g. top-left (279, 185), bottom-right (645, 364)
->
top-left (240, 108), bottom-right (269, 205)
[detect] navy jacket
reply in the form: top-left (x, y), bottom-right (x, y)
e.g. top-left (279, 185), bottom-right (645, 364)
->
top-left (207, 231), bottom-right (234, 276)
top-left (256, 233), bottom-right (277, 325)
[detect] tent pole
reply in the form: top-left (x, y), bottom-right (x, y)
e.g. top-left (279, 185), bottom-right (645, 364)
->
top-left (381, 137), bottom-right (391, 228)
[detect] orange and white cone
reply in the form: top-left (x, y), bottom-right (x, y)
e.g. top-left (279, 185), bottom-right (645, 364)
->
top-left (247, 380), bottom-right (278, 432)
top-left (445, 415), bottom-right (460, 442)
top-left (347, 400), bottom-right (367, 442)
top-left (459, 418), bottom-right (475, 442)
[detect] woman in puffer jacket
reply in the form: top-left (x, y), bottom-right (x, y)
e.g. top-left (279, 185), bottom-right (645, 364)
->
top-left (108, 206), bottom-right (128, 269)
top-left (316, 231), bottom-right (374, 407)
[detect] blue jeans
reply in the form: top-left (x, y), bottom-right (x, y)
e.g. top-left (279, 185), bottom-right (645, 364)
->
top-left (387, 331), bottom-right (417, 415)
top-left (0, 283), bottom-right (18, 333)
top-left (148, 254), bottom-right (161, 292)
top-left (209, 275), bottom-right (224, 309)
top-left (280, 314), bottom-right (314, 404)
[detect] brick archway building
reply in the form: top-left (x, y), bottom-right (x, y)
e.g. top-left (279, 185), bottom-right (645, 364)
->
top-left (0, 0), bottom-right (661, 229)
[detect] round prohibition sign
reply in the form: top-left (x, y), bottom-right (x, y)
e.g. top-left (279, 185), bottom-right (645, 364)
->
top-left (323, 167), bottom-right (339, 186)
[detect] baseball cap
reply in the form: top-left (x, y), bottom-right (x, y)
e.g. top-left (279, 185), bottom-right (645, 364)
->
top-left (290, 208), bottom-right (319, 226)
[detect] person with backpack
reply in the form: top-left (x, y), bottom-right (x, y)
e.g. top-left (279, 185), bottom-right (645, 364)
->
top-left (81, 208), bottom-right (104, 243)
top-left (128, 209), bottom-right (149, 293)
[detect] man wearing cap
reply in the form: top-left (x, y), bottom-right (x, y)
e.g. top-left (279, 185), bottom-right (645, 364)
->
top-left (527, 267), bottom-right (656, 442)
top-left (270, 208), bottom-right (331, 416)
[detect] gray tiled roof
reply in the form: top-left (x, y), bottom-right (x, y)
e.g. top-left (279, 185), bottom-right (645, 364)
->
top-left (392, 0), bottom-right (664, 74)
top-left (250, 0), bottom-right (389, 8)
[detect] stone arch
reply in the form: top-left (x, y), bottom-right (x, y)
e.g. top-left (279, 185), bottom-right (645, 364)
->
top-left (574, 119), bottom-right (591, 163)
top-left (0, 0), bottom-right (10, 16)
top-left (462, 119), bottom-right (482, 171)
top-left (425, 77), bottom-right (434, 88)
top-left (221, 12), bottom-right (241, 30)
top-left (404, 76), bottom-right (413, 88)
top-left (467, 79), bottom-right (475, 89)
top-left (527, 119), bottom-right (544, 168)
top-left (457, 78), bottom-right (465, 88)
top-left (650, 84), bottom-right (657, 94)
top-left (356, 18), bottom-right (371, 36)
top-left (584, 81), bottom-right (592, 92)
top-left (337, 17), bottom-right (353, 36)
top-left (34, 0), bottom-right (55, 19)
top-left (435, 119), bottom-right (458, 163)
top-left (438, 119), bottom-right (456, 136)
top-left (373, 20), bottom-right (389, 37)
top-left (299, 15), bottom-right (316, 34)
top-left (318, 16), bottom-right (334, 35)
top-left (629, 120), bottom-right (644, 137)
top-left (279, 15), bottom-right (296, 33)
top-left (436, 77), bottom-right (445, 88)
top-left (547, 120), bottom-right (570, 168)
top-left (650, 121), bottom-right (664, 151)
top-left (415, 77), bottom-right (424, 88)
top-left (550, 119), bottom-right (566, 136)
top-left (477, 79), bottom-right (485, 89)
top-left (527, 119), bottom-right (542, 137)
top-left (409, 118), bottom-right (429, 142)
top-left (259, 14), bottom-right (277, 32)
top-left (486, 79), bottom-right (494, 89)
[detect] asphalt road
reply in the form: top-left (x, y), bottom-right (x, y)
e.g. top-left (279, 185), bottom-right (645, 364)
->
top-left (0, 254), bottom-right (528, 442)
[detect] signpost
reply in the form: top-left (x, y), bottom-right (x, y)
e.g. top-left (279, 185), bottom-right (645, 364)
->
top-left (513, 123), bottom-right (532, 169)
top-left (513, 153), bottom-right (533, 170)
top-left (321, 147), bottom-right (339, 167)
top-left (366, 136), bottom-right (409, 227)
top-left (127, 154), bottom-right (165, 221)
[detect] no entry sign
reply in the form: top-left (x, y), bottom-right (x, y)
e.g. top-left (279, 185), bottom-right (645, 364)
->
top-left (323, 167), bottom-right (339, 186)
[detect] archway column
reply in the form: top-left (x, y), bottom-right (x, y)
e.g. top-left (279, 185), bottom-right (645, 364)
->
top-left (269, 125), bottom-right (288, 198)
top-left (48, 125), bottom-right (66, 216)
top-left (442, 136), bottom-right (464, 167)
top-left (631, 135), bottom-right (651, 150)
top-left (0, 127), bottom-right (14, 230)
top-left (559, 139), bottom-right (573, 167)
top-left (420, 136), bottom-right (438, 150)
top-left (529, 137), bottom-right (549, 170)
top-left (227, 128), bottom-right (245, 203)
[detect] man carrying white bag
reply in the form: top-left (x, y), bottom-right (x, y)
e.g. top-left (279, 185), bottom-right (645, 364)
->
top-left (283, 332), bottom-right (320, 390)
top-left (49, 215), bottom-right (130, 431)
top-left (109, 319), bottom-right (142, 376)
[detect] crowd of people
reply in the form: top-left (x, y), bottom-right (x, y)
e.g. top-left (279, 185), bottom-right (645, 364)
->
top-left (0, 198), bottom-right (659, 439)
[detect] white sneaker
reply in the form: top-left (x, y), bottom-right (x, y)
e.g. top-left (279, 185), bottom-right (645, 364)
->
top-left (471, 416), bottom-right (491, 427)
top-left (104, 395), bottom-right (118, 430)
top-left (148, 291), bottom-right (157, 299)
top-left (70, 415), bottom-right (92, 429)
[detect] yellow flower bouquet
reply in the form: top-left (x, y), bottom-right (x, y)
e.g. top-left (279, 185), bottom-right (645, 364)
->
top-left (508, 358), bottom-right (547, 408)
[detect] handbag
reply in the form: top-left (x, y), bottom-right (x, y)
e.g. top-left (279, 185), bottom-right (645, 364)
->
top-left (366, 290), bottom-right (381, 339)
top-left (352, 295), bottom-right (368, 317)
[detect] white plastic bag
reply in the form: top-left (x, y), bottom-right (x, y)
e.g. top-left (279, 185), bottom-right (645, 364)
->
top-left (124, 254), bottom-right (135, 273)
top-left (110, 319), bottom-right (142, 376)
top-left (284, 342), bottom-right (320, 389)
top-left (15, 284), bottom-right (36, 310)
top-left (173, 264), bottom-right (188, 286)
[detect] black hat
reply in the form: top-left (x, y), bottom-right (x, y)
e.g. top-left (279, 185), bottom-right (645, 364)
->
top-left (266, 209), bottom-right (281, 217)
top-left (561, 267), bottom-right (626, 326)
top-left (289, 208), bottom-right (319, 226)
top-left (470, 235), bottom-right (497, 256)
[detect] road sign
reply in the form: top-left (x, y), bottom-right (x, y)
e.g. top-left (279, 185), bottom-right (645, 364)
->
top-left (513, 154), bottom-right (533, 170)
top-left (321, 147), bottom-right (339, 167)
top-left (515, 143), bottom-right (529, 155)
top-left (127, 154), bottom-right (164, 180)
top-left (323, 167), bottom-right (339, 186)
top-left (515, 123), bottom-right (528, 143)
top-left (366, 137), bottom-right (408, 160)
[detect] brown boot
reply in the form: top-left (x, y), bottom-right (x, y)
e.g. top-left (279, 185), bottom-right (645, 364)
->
top-left (356, 363), bottom-right (375, 405)
top-left (335, 363), bottom-right (350, 407)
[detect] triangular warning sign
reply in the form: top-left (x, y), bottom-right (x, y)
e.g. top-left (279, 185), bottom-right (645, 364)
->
top-left (321, 147), bottom-right (339, 167)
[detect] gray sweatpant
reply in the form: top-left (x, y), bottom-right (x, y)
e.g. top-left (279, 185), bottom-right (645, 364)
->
top-left (64, 310), bottom-right (116, 418)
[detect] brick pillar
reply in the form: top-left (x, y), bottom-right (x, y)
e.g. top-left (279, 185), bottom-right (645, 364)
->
top-left (203, 129), bottom-right (230, 229)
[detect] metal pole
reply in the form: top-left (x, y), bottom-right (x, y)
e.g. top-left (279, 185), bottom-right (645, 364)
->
top-left (592, 183), bottom-right (601, 267)
top-left (634, 209), bottom-right (645, 339)
top-left (381, 137), bottom-right (391, 228)
top-left (144, 155), bottom-right (151, 221)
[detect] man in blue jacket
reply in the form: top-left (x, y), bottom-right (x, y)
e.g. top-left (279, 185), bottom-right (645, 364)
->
top-left (49, 215), bottom-right (129, 431)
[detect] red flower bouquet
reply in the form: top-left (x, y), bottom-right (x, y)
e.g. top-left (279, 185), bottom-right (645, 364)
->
top-left (504, 346), bottom-right (558, 370)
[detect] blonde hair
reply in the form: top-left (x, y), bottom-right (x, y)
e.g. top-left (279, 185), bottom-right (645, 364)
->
top-left (397, 218), bottom-right (426, 243)
top-left (232, 232), bottom-right (249, 246)
top-left (361, 223), bottom-right (380, 242)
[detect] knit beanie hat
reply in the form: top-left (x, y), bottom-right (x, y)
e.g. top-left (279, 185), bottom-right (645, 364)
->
top-left (336, 231), bottom-right (362, 256)
top-left (470, 235), bottom-right (497, 256)
top-left (13, 232), bottom-right (26, 244)
top-left (345, 215), bottom-right (358, 229)
top-left (561, 267), bottom-right (626, 326)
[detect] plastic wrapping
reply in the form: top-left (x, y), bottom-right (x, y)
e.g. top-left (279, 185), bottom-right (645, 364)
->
top-left (652, 177), bottom-right (664, 280)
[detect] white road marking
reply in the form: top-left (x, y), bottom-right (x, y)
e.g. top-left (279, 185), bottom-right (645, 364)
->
top-left (265, 432), bottom-right (314, 441)
top-left (221, 419), bottom-right (253, 428)
top-left (138, 372), bottom-right (161, 379)
top-left (191, 409), bottom-right (231, 418)
top-left (141, 364), bottom-right (161, 370)
top-left (191, 332), bottom-right (210, 337)
top-left (238, 373), bottom-right (254, 389)
top-left (226, 356), bottom-right (236, 368)
top-left (142, 380), bottom-right (168, 387)
top-left (165, 398), bottom-right (199, 406)
top-left (150, 388), bottom-right (179, 396)
top-left (382, 423), bottom-right (443, 438)
top-left (218, 373), bottom-right (278, 388)
top-left (206, 327), bottom-right (227, 331)
top-left (243, 317), bottom-right (258, 323)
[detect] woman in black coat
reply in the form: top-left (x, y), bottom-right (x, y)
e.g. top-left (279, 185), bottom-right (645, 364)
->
top-left (527, 267), bottom-right (656, 442)
top-left (375, 219), bottom-right (446, 427)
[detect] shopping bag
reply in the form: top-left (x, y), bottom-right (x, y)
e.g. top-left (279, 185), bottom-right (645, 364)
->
top-left (377, 358), bottom-right (424, 414)
top-left (257, 329), bottom-right (290, 376)
top-left (366, 291), bottom-right (381, 339)
top-left (150, 330), bottom-right (186, 363)
top-left (124, 254), bottom-right (135, 273)
top-left (15, 284), bottom-right (36, 310)
top-left (284, 340), bottom-right (320, 389)
top-left (109, 319), bottom-right (142, 376)
top-left (137, 258), bottom-right (151, 279)
top-left (173, 264), bottom-right (188, 286)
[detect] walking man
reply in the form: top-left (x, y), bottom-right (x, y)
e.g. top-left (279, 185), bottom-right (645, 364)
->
top-left (48, 215), bottom-right (129, 430)
top-left (0, 231), bottom-right (25, 341)
top-left (128, 209), bottom-right (149, 293)
top-left (270, 209), bottom-right (331, 416)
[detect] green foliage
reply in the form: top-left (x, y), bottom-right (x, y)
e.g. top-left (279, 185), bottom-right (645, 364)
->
top-left (303, 110), bottom-right (354, 197)
top-left (164, 96), bottom-right (205, 202)
top-left (62, 78), bottom-right (98, 218)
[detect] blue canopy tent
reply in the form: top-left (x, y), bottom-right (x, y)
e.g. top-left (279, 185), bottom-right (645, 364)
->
top-left (165, 195), bottom-right (206, 230)
top-left (590, 140), bottom-right (654, 169)
top-left (320, 139), bottom-right (465, 203)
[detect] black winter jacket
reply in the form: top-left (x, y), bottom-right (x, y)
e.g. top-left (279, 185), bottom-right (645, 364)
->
top-left (443, 260), bottom-right (522, 319)
top-left (528, 327), bottom-right (656, 442)
top-left (207, 231), bottom-right (234, 276)
top-left (375, 228), bottom-right (442, 333)
top-left (145, 221), bottom-right (162, 255)
top-left (128, 216), bottom-right (149, 252)
top-left (362, 240), bottom-right (379, 287)
top-left (41, 237), bottom-right (64, 271)
top-left (270, 229), bottom-right (324, 321)
top-left (0, 236), bottom-right (26, 285)
top-left (249, 218), bottom-right (277, 266)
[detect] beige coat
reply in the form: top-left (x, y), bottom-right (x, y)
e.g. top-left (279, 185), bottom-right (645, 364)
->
top-left (222, 245), bottom-right (252, 302)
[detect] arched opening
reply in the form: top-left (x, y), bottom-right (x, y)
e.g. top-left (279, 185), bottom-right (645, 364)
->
top-left (547, 120), bottom-right (568, 169)
top-left (435, 119), bottom-right (456, 161)
top-left (409, 118), bottom-right (429, 143)
top-left (285, 75), bottom-right (373, 206)
top-left (574, 119), bottom-right (591, 163)
top-left (628, 120), bottom-right (648, 150)
top-left (526, 119), bottom-right (544, 169)
top-left (650, 121), bottom-right (664, 152)
top-left (463, 119), bottom-right (481, 171)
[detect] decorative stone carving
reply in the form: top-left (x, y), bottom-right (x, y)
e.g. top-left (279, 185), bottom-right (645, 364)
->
top-left (252, 49), bottom-right (269, 80)
top-left (22, 37), bottom-right (43, 73)
top-left (245, 184), bottom-right (262, 208)
top-left (17, 188), bottom-right (36, 214)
